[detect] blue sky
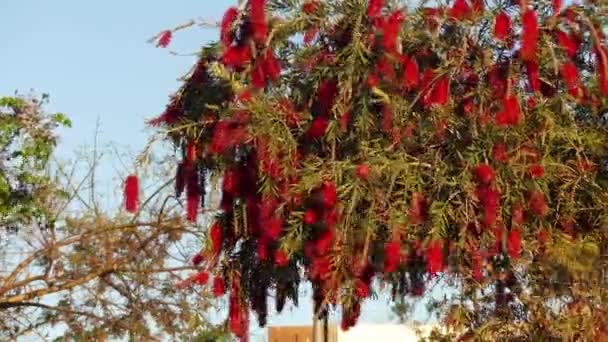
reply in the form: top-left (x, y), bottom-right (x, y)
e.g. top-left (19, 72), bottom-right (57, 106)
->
top-left (0, 0), bottom-right (440, 337)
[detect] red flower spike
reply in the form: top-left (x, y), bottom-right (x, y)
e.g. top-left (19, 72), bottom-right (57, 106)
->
top-left (529, 190), bottom-right (549, 216)
top-left (527, 164), bottom-right (545, 179)
top-left (186, 142), bottom-right (196, 164)
top-left (402, 57), bottom-right (420, 90)
top-left (356, 164), bottom-right (370, 180)
top-left (263, 50), bottom-right (281, 82)
top-left (474, 163), bottom-right (496, 184)
top-left (367, 73), bottom-right (379, 88)
top-left (258, 242), bottom-right (269, 261)
top-left (521, 10), bottom-right (539, 61)
top-left (302, 1), bottom-right (319, 14)
top-left (251, 61), bottom-right (266, 89)
top-left (250, 0), bottom-right (268, 43)
top-left (213, 277), bottom-right (226, 297)
top-left (367, 0), bottom-right (384, 18)
top-left (316, 229), bottom-right (335, 255)
top-left (511, 202), bottom-right (525, 227)
top-left (492, 143), bottom-right (509, 163)
top-left (384, 240), bottom-right (401, 273)
top-left (266, 217), bottom-right (283, 241)
top-left (156, 30), bottom-right (172, 48)
top-left (210, 222), bottom-right (222, 255)
top-left (321, 182), bottom-right (337, 208)
top-left (472, 252), bottom-right (484, 281)
top-left (124, 175), bottom-right (139, 213)
top-left (477, 185), bottom-right (501, 228)
top-left (450, 0), bottom-right (471, 21)
top-left (306, 116), bottom-right (329, 139)
top-left (494, 12), bottom-right (511, 41)
top-left (427, 240), bottom-right (444, 276)
top-left (497, 95), bottom-right (521, 127)
top-left (355, 280), bottom-right (370, 298)
top-left (553, 0), bottom-right (562, 15)
top-left (195, 271), bottom-right (209, 285)
top-left (220, 7), bottom-right (239, 46)
top-left (191, 253), bottom-right (204, 266)
top-left (382, 10), bottom-right (405, 53)
top-left (597, 47), bottom-right (608, 95)
top-left (382, 106), bottom-right (393, 133)
top-left (526, 61), bottom-right (540, 92)
top-left (222, 45), bottom-right (252, 69)
top-left (304, 209), bottom-right (318, 225)
top-left (274, 249), bottom-right (289, 267)
top-left (431, 77), bottom-right (450, 107)
top-left (507, 229), bottom-right (522, 259)
top-left (557, 30), bottom-right (578, 59)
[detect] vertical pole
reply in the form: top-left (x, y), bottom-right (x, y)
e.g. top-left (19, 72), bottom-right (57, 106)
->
top-left (312, 305), bottom-right (328, 342)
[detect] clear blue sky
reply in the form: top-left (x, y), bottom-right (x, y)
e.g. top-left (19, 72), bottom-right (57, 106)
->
top-left (0, 0), bottom-right (439, 337)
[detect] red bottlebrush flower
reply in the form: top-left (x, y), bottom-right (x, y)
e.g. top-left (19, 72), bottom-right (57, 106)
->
top-left (526, 61), bottom-right (540, 92)
top-left (367, 73), bottom-right (379, 88)
top-left (212, 277), bottom-right (225, 297)
top-left (191, 253), bottom-right (204, 265)
top-left (527, 164), bottom-right (545, 179)
top-left (186, 141), bottom-right (196, 164)
top-left (402, 56), bottom-right (419, 90)
top-left (528, 190), bottom-right (549, 216)
top-left (557, 30), bottom-right (578, 59)
top-left (124, 175), bottom-right (139, 213)
top-left (355, 164), bottom-right (370, 180)
top-left (488, 64), bottom-right (507, 98)
top-left (384, 240), bottom-right (401, 273)
top-left (521, 10), bottom-right (539, 61)
top-left (302, 1), bottom-right (319, 14)
top-left (321, 182), bottom-right (337, 208)
top-left (561, 61), bottom-right (582, 98)
top-left (511, 202), bottom-right (525, 227)
top-left (251, 61), bottom-right (266, 89)
top-left (367, 0), bottom-right (384, 18)
top-left (304, 209), bottom-right (318, 225)
top-left (450, 0), bottom-right (471, 21)
top-left (339, 111), bottom-right (351, 133)
top-left (375, 56), bottom-right (395, 81)
top-left (492, 143), bottom-right (509, 163)
top-left (494, 12), bottom-right (511, 41)
top-left (222, 168), bottom-right (239, 195)
top-left (306, 116), bottom-right (329, 139)
top-left (597, 47), bottom-right (608, 95)
top-left (427, 240), bottom-right (444, 276)
top-left (472, 252), bottom-right (484, 281)
top-left (250, 0), bottom-right (268, 43)
top-left (220, 7), bottom-right (238, 46)
top-left (553, 0), bottom-right (562, 15)
top-left (490, 224), bottom-right (504, 255)
top-left (431, 77), bottom-right (450, 107)
top-left (477, 185), bottom-right (501, 228)
top-left (311, 255), bottom-right (331, 280)
top-left (186, 169), bottom-right (200, 223)
top-left (222, 45), bottom-right (252, 69)
top-left (210, 121), bottom-right (247, 155)
top-left (316, 229), bottom-right (335, 255)
top-left (355, 280), bottom-right (370, 298)
top-left (156, 30), bottom-right (172, 48)
top-left (497, 95), bottom-right (521, 127)
top-left (257, 242), bottom-right (269, 261)
top-left (195, 271), bottom-right (209, 285)
top-left (263, 50), bottom-right (281, 82)
top-left (274, 249), bottom-right (289, 267)
top-left (409, 192), bottom-right (428, 225)
top-left (210, 222), bottom-right (222, 254)
top-left (382, 10), bottom-right (404, 53)
top-left (324, 207), bottom-right (339, 229)
top-left (507, 229), bottom-right (522, 259)
top-left (474, 163), bottom-right (496, 184)
top-left (266, 217), bottom-right (283, 241)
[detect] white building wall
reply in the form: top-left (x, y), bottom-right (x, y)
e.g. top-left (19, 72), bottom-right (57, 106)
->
top-left (337, 324), bottom-right (435, 342)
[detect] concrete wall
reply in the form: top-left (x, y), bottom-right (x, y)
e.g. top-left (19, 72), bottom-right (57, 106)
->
top-left (337, 324), bottom-right (435, 342)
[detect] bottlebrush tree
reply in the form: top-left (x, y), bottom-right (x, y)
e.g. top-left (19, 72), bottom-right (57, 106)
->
top-left (143, 0), bottom-right (608, 340)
